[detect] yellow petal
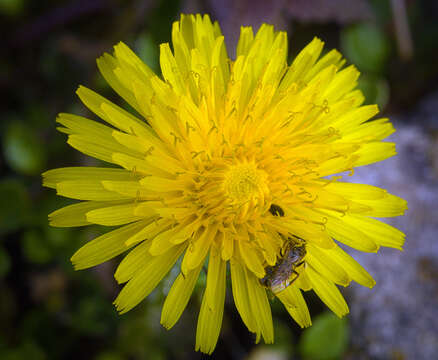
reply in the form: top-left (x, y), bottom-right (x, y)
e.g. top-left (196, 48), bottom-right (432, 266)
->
top-left (238, 235), bottom-right (265, 278)
top-left (181, 225), bottom-right (218, 274)
top-left (113, 41), bottom-right (155, 79)
top-left (160, 42), bottom-right (186, 95)
top-left (114, 244), bottom-right (185, 314)
top-left (306, 265), bottom-right (349, 317)
top-left (66, 135), bottom-right (117, 164)
top-left (114, 240), bottom-right (153, 284)
top-left (149, 225), bottom-right (183, 256)
top-left (354, 142), bottom-right (396, 167)
top-left (324, 181), bottom-right (387, 200)
top-left (316, 153), bottom-right (360, 178)
top-left (161, 265), bottom-right (202, 329)
top-left (100, 101), bottom-right (152, 139)
top-left (55, 180), bottom-right (130, 201)
top-left (111, 131), bottom-right (169, 168)
top-left (350, 192), bottom-right (407, 217)
top-left (320, 209), bottom-right (379, 252)
top-left (178, 14), bottom-right (196, 48)
top-left (277, 285), bottom-right (312, 328)
top-left (71, 220), bottom-right (148, 270)
top-left (86, 202), bottom-right (144, 226)
top-left (325, 245), bottom-right (376, 288)
top-left (332, 104), bottom-right (379, 131)
top-left (101, 180), bottom-right (150, 199)
top-left (304, 49), bottom-right (344, 82)
top-left (169, 217), bottom-right (203, 244)
top-left (42, 167), bottom-right (134, 189)
top-left (294, 268), bottom-right (312, 291)
top-left (111, 152), bottom-right (169, 177)
top-left (245, 269), bottom-right (274, 344)
top-left (306, 243), bottom-right (351, 286)
top-left (96, 52), bottom-right (140, 113)
top-left (343, 118), bottom-right (395, 141)
top-left (236, 26), bottom-right (254, 57)
top-left (280, 37), bottom-right (323, 90)
top-left (255, 231), bottom-right (279, 266)
top-left (220, 232), bottom-right (234, 260)
top-left (341, 214), bottom-right (405, 250)
top-left (125, 218), bottom-right (171, 246)
top-left (48, 200), bottom-right (128, 227)
top-left (57, 117), bottom-right (135, 164)
top-left (323, 65), bottom-right (360, 102)
top-left (230, 258), bottom-right (257, 333)
top-left (140, 176), bottom-right (187, 192)
top-left (195, 245), bottom-right (226, 354)
top-left (76, 86), bottom-right (147, 136)
top-left (270, 217), bottom-right (335, 249)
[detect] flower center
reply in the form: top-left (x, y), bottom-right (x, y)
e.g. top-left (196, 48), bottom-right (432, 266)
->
top-left (223, 162), bottom-right (268, 206)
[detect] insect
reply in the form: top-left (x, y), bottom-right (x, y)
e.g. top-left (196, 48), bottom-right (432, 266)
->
top-left (269, 203), bottom-right (285, 217)
top-left (261, 203), bottom-right (307, 294)
top-left (259, 239), bottom-right (306, 294)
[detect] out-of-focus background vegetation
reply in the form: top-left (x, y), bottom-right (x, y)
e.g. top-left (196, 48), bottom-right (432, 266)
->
top-left (1, 0), bottom-right (438, 359)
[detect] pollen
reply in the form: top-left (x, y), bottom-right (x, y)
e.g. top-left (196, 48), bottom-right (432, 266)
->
top-left (223, 162), bottom-right (267, 205)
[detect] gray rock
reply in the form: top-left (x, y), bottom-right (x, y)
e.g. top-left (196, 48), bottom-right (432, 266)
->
top-left (345, 119), bottom-right (438, 360)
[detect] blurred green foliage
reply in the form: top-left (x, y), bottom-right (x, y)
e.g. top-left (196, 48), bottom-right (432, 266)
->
top-left (0, 0), bottom-right (25, 17)
top-left (0, 179), bottom-right (30, 234)
top-left (299, 312), bottom-right (349, 360)
top-left (3, 121), bottom-right (47, 175)
top-left (341, 23), bottom-right (391, 109)
top-left (1, 0), bottom-right (437, 359)
top-left (0, 246), bottom-right (11, 277)
top-left (341, 23), bottom-right (391, 75)
top-left (22, 230), bottom-right (53, 264)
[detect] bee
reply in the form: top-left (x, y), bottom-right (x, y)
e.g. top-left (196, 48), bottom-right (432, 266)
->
top-left (260, 203), bottom-right (307, 294)
top-left (259, 239), bottom-right (306, 294)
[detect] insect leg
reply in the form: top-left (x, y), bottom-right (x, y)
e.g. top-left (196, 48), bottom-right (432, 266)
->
top-left (288, 270), bottom-right (301, 285)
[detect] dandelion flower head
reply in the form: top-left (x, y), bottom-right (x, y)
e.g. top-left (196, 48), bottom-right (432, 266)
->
top-left (43, 14), bottom-right (407, 354)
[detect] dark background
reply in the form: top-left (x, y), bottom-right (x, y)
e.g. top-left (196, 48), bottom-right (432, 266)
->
top-left (1, 0), bottom-right (438, 359)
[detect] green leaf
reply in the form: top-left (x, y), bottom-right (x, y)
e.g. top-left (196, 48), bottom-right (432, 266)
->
top-left (341, 23), bottom-right (391, 74)
top-left (45, 226), bottom-right (73, 248)
top-left (3, 121), bottom-right (47, 175)
top-left (22, 230), bottom-right (53, 264)
top-left (357, 74), bottom-right (390, 110)
top-left (299, 312), bottom-right (349, 360)
top-left (0, 341), bottom-right (46, 360)
top-left (0, 0), bottom-right (25, 17)
top-left (94, 352), bottom-right (124, 360)
top-left (0, 179), bottom-right (30, 235)
top-left (136, 33), bottom-right (159, 73)
top-left (72, 297), bottom-right (115, 336)
top-left (0, 246), bottom-right (11, 277)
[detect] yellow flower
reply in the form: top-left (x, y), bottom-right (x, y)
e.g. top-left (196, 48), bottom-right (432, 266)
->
top-left (43, 14), bottom-right (407, 354)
